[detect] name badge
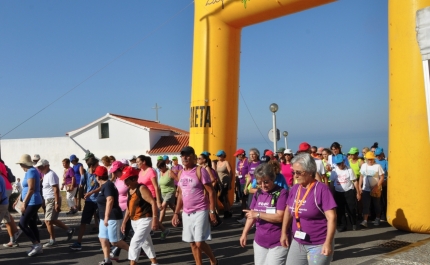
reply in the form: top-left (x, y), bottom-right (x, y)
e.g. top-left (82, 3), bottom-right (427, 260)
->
top-left (294, 230), bottom-right (307, 240)
top-left (266, 207), bottom-right (276, 214)
top-left (238, 175), bottom-right (243, 179)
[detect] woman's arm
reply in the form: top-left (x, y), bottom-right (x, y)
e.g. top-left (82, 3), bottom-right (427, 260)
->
top-left (121, 208), bottom-right (130, 233)
top-left (239, 217), bottom-right (255, 247)
top-left (104, 196), bottom-right (114, 225)
top-left (169, 170), bottom-right (179, 182)
top-left (280, 205), bottom-right (293, 248)
top-left (243, 208), bottom-right (285, 223)
top-left (150, 176), bottom-right (163, 210)
top-left (322, 209), bottom-right (336, 256)
top-left (358, 175), bottom-right (363, 194)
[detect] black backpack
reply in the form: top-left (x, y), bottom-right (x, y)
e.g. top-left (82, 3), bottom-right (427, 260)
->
top-left (6, 166), bottom-right (15, 183)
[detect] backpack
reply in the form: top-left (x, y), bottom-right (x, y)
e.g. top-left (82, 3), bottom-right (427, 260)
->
top-left (6, 166), bottom-right (15, 183)
top-left (253, 186), bottom-right (282, 207)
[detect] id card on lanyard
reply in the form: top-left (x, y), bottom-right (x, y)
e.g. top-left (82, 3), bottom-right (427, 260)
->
top-left (294, 181), bottom-right (316, 240)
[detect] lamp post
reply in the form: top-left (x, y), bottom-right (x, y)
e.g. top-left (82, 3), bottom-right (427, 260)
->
top-left (283, 131), bottom-right (288, 149)
top-left (269, 103), bottom-right (279, 152)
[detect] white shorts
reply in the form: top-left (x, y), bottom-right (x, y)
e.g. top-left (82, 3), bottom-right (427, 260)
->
top-left (182, 210), bottom-right (211, 243)
top-left (99, 219), bottom-right (122, 243)
top-left (129, 217), bottom-right (156, 261)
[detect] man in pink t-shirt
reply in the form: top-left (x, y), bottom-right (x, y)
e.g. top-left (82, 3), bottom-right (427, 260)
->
top-left (172, 146), bottom-right (218, 265)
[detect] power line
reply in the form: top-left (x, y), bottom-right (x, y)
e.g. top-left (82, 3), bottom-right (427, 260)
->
top-left (239, 89), bottom-right (272, 149)
top-left (1, 1), bottom-right (194, 138)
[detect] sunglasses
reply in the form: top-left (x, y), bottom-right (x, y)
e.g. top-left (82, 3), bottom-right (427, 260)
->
top-left (292, 170), bottom-right (306, 176)
top-left (316, 153), bottom-right (322, 156)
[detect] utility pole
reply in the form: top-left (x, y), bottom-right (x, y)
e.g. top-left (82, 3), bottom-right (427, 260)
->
top-left (152, 103), bottom-right (162, 123)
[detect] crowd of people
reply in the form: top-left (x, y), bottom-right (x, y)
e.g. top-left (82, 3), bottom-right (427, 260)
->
top-left (0, 141), bottom-right (388, 265)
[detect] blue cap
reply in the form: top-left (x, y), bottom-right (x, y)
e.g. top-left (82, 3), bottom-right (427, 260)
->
top-left (216, 150), bottom-right (226, 156)
top-left (374, 148), bottom-right (384, 156)
top-left (163, 155), bottom-right (169, 160)
top-left (333, 154), bottom-right (344, 164)
top-left (261, 155), bottom-right (270, 163)
top-left (70, 154), bottom-right (78, 161)
top-left (201, 151), bottom-right (210, 157)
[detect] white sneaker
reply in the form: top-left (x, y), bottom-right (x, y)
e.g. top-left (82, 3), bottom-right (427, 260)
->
top-left (28, 243), bottom-right (43, 256)
top-left (14, 230), bottom-right (23, 241)
top-left (43, 240), bottom-right (56, 248)
top-left (373, 218), bottom-right (381, 226)
top-left (360, 220), bottom-right (368, 228)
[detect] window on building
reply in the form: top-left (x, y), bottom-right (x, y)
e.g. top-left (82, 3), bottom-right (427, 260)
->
top-left (100, 123), bottom-right (109, 139)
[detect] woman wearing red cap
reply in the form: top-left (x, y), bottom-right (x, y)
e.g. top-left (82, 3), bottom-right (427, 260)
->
top-left (94, 166), bottom-right (129, 265)
top-left (121, 167), bottom-right (159, 265)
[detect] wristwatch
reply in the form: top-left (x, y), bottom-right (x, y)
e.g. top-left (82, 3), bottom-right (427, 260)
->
top-left (209, 210), bottom-right (215, 214)
top-left (256, 212), bottom-right (261, 219)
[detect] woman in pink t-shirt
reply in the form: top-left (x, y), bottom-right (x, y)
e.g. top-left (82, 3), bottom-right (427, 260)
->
top-left (280, 149), bottom-right (294, 188)
top-left (136, 155), bottom-right (166, 234)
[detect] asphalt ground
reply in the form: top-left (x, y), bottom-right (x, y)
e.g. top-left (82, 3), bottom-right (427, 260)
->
top-left (1, 202), bottom-right (430, 265)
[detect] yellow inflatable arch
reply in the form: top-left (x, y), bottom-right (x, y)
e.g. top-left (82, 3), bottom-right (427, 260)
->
top-left (189, 0), bottom-right (430, 233)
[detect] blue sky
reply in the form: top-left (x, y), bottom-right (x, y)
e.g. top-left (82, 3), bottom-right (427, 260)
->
top-left (0, 0), bottom-right (388, 155)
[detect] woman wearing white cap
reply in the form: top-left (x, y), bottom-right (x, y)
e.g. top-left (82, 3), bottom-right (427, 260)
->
top-left (14, 154), bottom-right (44, 256)
top-left (281, 149), bottom-right (294, 188)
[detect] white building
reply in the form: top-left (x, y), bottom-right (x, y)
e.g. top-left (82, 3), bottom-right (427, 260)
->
top-left (1, 113), bottom-right (189, 178)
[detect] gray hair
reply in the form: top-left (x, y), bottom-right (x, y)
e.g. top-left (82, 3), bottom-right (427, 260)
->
top-left (254, 163), bottom-right (276, 181)
top-left (291, 153), bottom-right (317, 175)
top-left (249, 148), bottom-right (260, 159)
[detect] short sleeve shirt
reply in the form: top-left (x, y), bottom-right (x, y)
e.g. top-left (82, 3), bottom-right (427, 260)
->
top-left (330, 168), bottom-right (355, 192)
top-left (249, 187), bottom-right (288, 248)
top-left (42, 170), bottom-right (59, 199)
top-left (64, 168), bottom-right (76, 186)
top-left (81, 172), bottom-right (99, 202)
top-left (237, 158), bottom-right (249, 184)
top-left (178, 166), bottom-right (211, 213)
top-left (138, 168), bottom-right (157, 198)
top-left (0, 176), bottom-right (8, 205)
top-left (287, 182), bottom-right (337, 245)
top-left (97, 180), bottom-right (123, 220)
top-left (360, 163), bottom-right (384, 191)
top-left (22, 167), bottom-right (42, 205)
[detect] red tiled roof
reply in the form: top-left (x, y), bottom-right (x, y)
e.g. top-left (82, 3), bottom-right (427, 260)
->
top-left (148, 135), bottom-right (189, 154)
top-left (110, 113), bottom-right (188, 135)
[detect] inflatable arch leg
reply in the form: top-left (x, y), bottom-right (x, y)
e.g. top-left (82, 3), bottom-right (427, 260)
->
top-left (189, 0), bottom-right (335, 206)
top-left (388, 0), bottom-right (430, 234)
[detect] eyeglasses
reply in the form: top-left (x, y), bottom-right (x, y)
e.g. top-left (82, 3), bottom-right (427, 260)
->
top-left (292, 170), bottom-right (306, 176)
top-left (316, 153), bottom-right (322, 156)
top-left (262, 180), bottom-right (272, 184)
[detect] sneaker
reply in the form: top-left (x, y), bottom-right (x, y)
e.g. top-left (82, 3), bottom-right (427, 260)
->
top-left (3, 241), bottom-right (19, 247)
top-left (237, 217), bottom-right (246, 225)
top-left (14, 229), bottom-right (23, 241)
top-left (98, 261), bottom-right (113, 265)
top-left (66, 228), bottom-right (75, 241)
top-left (69, 242), bottom-right (82, 251)
top-left (28, 243), bottom-right (43, 257)
top-left (160, 228), bottom-right (170, 241)
top-left (26, 245), bottom-right (35, 254)
top-left (43, 240), bottom-right (57, 248)
top-left (373, 218), bottom-right (381, 226)
top-left (360, 220), bottom-right (368, 228)
top-left (109, 252), bottom-right (119, 261)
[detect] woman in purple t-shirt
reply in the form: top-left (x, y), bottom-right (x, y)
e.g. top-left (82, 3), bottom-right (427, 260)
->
top-left (281, 153), bottom-right (337, 265)
top-left (239, 163), bottom-right (289, 265)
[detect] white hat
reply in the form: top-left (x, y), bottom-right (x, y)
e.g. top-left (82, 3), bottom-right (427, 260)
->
top-left (120, 159), bottom-right (129, 165)
top-left (284, 149), bottom-right (293, 155)
top-left (33, 154), bottom-right (40, 161)
top-left (34, 159), bottom-right (49, 167)
top-left (16, 154), bottom-right (33, 167)
top-left (129, 155), bottom-right (137, 161)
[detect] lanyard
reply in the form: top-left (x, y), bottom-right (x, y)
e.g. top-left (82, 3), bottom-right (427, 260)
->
top-left (294, 181), bottom-right (316, 231)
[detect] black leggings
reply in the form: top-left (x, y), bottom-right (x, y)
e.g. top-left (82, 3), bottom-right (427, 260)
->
top-left (362, 191), bottom-right (381, 216)
top-left (334, 189), bottom-right (357, 227)
top-left (19, 204), bottom-right (42, 243)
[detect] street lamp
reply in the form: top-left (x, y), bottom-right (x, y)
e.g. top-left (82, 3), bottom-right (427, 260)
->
top-left (269, 103), bottom-right (279, 152)
top-left (283, 131), bottom-right (288, 149)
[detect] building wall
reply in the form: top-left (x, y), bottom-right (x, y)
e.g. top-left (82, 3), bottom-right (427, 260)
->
top-left (1, 137), bottom-right (83, 180)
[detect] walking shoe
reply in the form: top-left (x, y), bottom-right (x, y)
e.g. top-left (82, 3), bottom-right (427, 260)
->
top-left (14, 229), bottom-right (23, 241)
top-left (43, 240), bottom-right (57, 248)
top-left (66, 228), bottom-right (75, 241)
top-left (237, 217), bottom-right (246, 225)
top-left (98, 261), bottom-right (113, 265)
top-left (3, 241), bottom-right (19, 247)
top-left (373, 218), bottom-right (381, 226)
top-left (360, 220), bottom-right (368, 228)
top-left (28, 243), bottom-right (43, 256)
top-left (69, 242), bottom-right (82, 250)
top-left (160, 228), bottom-right (170, 241)
top-left (26, 245), bottom-right (35, 254)
top-left (109, 252), bottom-right (119, 261)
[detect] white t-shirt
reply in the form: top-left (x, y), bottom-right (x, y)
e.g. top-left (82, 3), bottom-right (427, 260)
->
top-left (330, 167), bottom-right (355, 192)
top-left (359, 163), bottom-right (384, 192)
top-left (42, 170), bottom-right (60, 199)
top-left (314, 159), bottom-right (326, 176)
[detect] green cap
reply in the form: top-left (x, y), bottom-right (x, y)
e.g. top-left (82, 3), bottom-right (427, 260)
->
top-left (348, 147), bottom-right (359, 154)
top-left (157, 156), bottom-right (163, 160)
top-left (277, 147), bottom-right (286, 153)
top-left (84, 151), bottom-right (94, 161)
top-left (172, 156), bottom-right (178, 160)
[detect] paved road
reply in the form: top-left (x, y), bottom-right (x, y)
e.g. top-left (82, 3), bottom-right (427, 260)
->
top-left (1, 205), bottom-right (429, 265)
